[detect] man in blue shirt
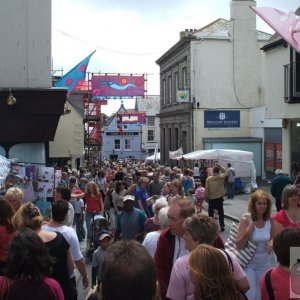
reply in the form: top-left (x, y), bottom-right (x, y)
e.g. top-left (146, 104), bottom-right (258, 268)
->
top-left (115, 194), bottom-right (147, 243)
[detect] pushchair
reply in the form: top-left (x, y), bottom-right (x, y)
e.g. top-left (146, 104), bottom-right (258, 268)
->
top-left (86, 212), bottom-right (110, 258)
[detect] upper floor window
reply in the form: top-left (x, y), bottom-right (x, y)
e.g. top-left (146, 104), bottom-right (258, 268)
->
top-left (148, 130), bottom-right (155, 141)
top-left (167, 76), bottom-right (172, 104)
top-left (124, 139), bottom-right (131, 150)
top-left (147, 116), bottom-right (155, 126)
top-left (182, 67), bottom-right (187, 89)
top-left (284, 51), bottom-right (300, 103)
top-left (162, 79), bottom-right (166, 106)
top-left (114, 139), bottom-right (120, 150)
top-left (174, 72), bottom-right (178, 103)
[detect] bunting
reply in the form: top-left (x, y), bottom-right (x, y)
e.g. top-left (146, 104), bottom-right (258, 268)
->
top-left (55, 51), bottom-right (96, 93)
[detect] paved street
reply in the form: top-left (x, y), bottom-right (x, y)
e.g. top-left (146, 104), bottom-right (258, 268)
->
top-left (78, 181), bottom-right (276, 299)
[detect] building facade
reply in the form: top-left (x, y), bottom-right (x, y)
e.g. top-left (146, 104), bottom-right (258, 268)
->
top-left (156, 0), bottom-right (275, 177)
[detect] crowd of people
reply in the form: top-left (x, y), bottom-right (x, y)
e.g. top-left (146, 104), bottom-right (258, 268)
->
top-left (0, 160), bottom-right (299, 300)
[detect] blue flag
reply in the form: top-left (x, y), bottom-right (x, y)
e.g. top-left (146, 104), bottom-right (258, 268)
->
top-left (55, 50), bottom-right (96, 93)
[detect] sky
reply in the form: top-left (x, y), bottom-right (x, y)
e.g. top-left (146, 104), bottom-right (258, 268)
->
top-left (52, 0), bottom-right (299, 115)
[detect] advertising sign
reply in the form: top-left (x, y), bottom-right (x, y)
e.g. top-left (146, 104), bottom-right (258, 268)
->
top-left (204, 111), bottom-right (240, 128)
top-left (177, 90), bottom-right (189, 103)
top-left (265, 143), bottom-right (275, 172)
top-left (275, 143), bottom-right (282, 170)
top-left (92, 75), bottom-right (145, 99)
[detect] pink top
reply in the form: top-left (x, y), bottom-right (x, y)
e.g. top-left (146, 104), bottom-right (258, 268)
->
top-left (166, 250), bottom-right (246, 300)
top-left (0, 226), bottom-right (16, 262)
top-left (273, 209), bottom-right (300, 229)
top-left (261, 267), bottom-right (300, 300)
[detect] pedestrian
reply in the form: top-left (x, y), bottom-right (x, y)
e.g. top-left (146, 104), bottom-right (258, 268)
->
top-left (143, 206), bottom-right (169, 258)
top-left (114, 193), bottom-right (147, 242)
top-left (42, 200), bottom-right (89, 291)
top-left (226, 163), bottom-right (236, 199)
top-left (236, 189), bottom-right (274, 300)
top-left (91, 230), bottom-right (112, 289)
top-left (167, 214), bottom-right (249, 300)
top-left (260, 228), bottom-right (300, 300)
top-left (55, 186), bottom-right (75, 227)
top-left (273, 184), bottom-right (300, 236)
top-left (101, 240), bottom-right (157, 300)
top-left (189, 244), bottom-right (240, 300)
top-left (134, 176), bottom-right (150, 217)
top-left (4, 187), bottom-right (23, 213)
top-left (204, 163), bottom-right (227, 232)
top-left (271, 169), bottom-right (292, 212)
top-left (0, 229), bottom-right (64, 300)
top-left (0, 198), bottom-right (16, 275)
top-left (13, 202), bottom-right (77, 300)
top-left (195, 182), bottom-right (205, 213)
top-left (154, 199), bottom-right (224, 300)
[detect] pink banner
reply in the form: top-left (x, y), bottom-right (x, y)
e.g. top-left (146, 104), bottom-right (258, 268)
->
top-left (92, 75), bottom-right (145, 99)
top-left (117, 112), bottom-right (146, 124)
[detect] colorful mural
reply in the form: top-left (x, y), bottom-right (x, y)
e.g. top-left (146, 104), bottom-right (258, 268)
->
top-left (92, 75), bottom-right (145, 99)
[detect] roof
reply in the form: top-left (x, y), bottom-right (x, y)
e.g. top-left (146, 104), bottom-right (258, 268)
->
top-left (105, 102), bottom-right (129, 126)
top-left (135, 95), bottom-right (160, 116)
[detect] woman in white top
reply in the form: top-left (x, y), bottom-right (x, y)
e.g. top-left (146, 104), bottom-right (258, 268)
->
top-left (236, 190), bottom-right (274, 300)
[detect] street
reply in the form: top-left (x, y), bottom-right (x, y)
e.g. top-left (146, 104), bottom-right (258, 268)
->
top-left (77, 182), bottom-right (276, 299)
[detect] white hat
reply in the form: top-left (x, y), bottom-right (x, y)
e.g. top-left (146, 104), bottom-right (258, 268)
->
top-left (98, 231), bottom-right (111, 241)
top-left (123, 194), bottom-right (135, 202)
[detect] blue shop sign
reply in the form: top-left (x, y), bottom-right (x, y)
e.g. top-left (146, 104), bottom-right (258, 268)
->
top-left (204, 111), bottom-right (240, 128)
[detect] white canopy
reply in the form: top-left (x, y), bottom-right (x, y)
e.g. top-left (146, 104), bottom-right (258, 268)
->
top-left (181, 149), bottom-right (256, 180)
top-left (145, 152), bottom-right (160, 161)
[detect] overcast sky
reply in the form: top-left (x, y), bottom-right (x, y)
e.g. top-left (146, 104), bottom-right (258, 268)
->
top-left (52, 0), bottom-right (299, 115)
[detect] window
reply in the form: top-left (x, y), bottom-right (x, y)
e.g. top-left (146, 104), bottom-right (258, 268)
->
top-left (174, 72), bottom-right (178, 102)
top-left (114, 139), bottom-right (120, 150)
top-left (182, 67), bottom-right (187, 89)
top-left (167, 76), bottom-right (172, 104)
top-left (284, 51), bottom-right (300, 103)
top-left (162, 79), bottom-right (166, 106)
top-left (148, 130), bottom-right (155, 141)
top-left (125, 139), bottom-right (131, 150)
top-left (147, 116), bottom-right (155, 126)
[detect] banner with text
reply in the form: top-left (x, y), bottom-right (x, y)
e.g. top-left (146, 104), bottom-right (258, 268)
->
top-left (204, 111), bottom-right (240, 128)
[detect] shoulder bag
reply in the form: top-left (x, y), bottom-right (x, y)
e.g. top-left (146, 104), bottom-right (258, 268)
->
top-left (225, 220), bottom-right (257, 269)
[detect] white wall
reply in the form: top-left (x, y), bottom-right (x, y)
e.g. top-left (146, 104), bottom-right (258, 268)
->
top-left (0, 0), bottom-right (51, 88)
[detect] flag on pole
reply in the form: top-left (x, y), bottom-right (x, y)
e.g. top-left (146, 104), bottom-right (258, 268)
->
top-left (55, 50), bottom-right (96, 93)
top-left (250, 6), bottom-right (300, 53)
top-left (169, 147), bottom-right (183, 160)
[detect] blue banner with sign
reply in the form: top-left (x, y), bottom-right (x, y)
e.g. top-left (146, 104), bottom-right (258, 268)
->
top-left (204, 111), bottom-right (240, 128)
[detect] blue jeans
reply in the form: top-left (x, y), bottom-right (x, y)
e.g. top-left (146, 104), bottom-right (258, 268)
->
top-left (74, 213), bottom-right (85, 241)
top-left (227, 182), bottom-right (235, 198)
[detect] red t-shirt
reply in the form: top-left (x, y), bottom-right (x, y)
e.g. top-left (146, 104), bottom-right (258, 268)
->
top-left (84, 193), bottom-right (103, 213)
top-left (261, 267), bottom-right (300, 300)
top-left (273, 209), bottom-right (300, 228)
top-left (0, 226), bottom-right (16, 261)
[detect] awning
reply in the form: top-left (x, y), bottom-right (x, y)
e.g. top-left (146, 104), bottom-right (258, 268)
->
top-left (0, 88), bottom-right (67, 142)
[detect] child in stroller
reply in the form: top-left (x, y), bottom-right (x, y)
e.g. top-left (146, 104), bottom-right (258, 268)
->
top-left (86, 212), bottom-right (110, 258)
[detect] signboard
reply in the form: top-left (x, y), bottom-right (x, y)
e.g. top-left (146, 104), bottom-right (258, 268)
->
top-left (204, 111), bottom-right (240, 128)
top-left (92, 75), bottom-right (145, 99)
top-left (117, 112), bottom-right (146, 124)
top-left (265, 143), bottom-right (275, 172)
top-left (177, 90), bottom-right (189, 103)
top-left (275, 143), bottom-right (282, 170)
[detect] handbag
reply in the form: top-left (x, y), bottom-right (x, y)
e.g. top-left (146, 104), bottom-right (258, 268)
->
top-left (225, 222), bottom-right (257, 269)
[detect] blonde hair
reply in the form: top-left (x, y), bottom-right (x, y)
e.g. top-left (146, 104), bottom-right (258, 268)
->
top-left (189, 244), bottom-right (239, 300)
top-left (5, 187), bottom-right (24, 203)
top-left (12, 202), bottom-right (43, 231)
top-left (86, 180), bottom-right (100, 195)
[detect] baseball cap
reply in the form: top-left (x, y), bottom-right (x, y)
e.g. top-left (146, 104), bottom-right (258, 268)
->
top-left (123, 194), bottom-right (135, 202)
top-left (98, 230), bottom-right (111, 241)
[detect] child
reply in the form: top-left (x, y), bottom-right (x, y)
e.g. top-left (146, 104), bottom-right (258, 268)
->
top-left (195, 182), bottom-right (205, 212)
top-left (186, 188), bottom-right (197, 205)
top-left (91, 230), bottom-right (112, 289)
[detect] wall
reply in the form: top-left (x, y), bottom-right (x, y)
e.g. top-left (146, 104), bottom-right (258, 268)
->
top-left (0, 0), bottom-right (51, 88)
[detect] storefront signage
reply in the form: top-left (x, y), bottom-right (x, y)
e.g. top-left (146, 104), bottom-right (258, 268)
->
top-left (204, 111), bottom-right (240, 128)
